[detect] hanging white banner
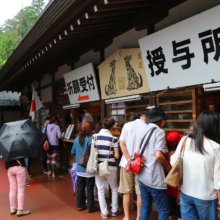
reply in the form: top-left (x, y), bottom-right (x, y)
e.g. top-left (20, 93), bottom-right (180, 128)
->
top-left (139, 5), bottom-right (220, 92)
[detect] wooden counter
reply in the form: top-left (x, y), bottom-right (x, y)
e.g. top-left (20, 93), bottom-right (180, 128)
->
top-left (62, 138), bottom-right (75, 143)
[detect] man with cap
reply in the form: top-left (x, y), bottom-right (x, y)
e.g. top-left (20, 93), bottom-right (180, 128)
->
top-left (136, 108), bottom-right (172, 220)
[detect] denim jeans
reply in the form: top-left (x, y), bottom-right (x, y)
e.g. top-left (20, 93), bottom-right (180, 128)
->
top-left (180, 191), bottom-right (217, 220)
top-left (138, 180), bottom-right (169, 220)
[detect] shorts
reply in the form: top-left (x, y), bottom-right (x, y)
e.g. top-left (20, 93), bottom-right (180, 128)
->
top-left (168, 194), bottom-right (181, 218)
top-left (118, 167), bottom-right (140, 194)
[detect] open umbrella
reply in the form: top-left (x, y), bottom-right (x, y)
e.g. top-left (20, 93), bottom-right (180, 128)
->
top-left (0, 119), bottom-right (44, 162)
top-left (70, 163), bottom-right (78, 195)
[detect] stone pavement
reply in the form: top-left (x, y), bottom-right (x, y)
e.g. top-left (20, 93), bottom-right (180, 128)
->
top-left (0, 158), bottom-right (158, 220)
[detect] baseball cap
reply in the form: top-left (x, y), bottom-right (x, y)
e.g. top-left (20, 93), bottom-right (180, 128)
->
top-left (166, 131), bottom-right (184, 145)
top-left (146, 108), bottom-right (170, 124)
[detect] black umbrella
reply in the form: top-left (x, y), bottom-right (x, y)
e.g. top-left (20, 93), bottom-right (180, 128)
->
top-left (0, 119), bottom-right (44, 162)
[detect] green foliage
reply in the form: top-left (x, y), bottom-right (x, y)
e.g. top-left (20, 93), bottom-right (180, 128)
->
top-left (0, 0), bottom-right (47, 68)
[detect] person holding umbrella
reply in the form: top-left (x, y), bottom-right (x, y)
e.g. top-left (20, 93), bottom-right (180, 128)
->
top-left (5, 159), bottom-right (30, 216)
top-left (0, 119), bottom-right (44, 217)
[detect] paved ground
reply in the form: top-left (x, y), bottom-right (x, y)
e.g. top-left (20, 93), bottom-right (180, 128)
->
top-left (0, 158), bottom-right (158, 220)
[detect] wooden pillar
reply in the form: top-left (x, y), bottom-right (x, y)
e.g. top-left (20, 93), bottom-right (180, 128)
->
top-left (38, 79), bottom-right (42, 129)
top-left (149, 92), bottom-right (156, 107)
top-left (71, 63), bottom-right (75, 71)
top-left (100, 48), bottom-right (106, 120)
top-left (148, 24), bottom-right (154, 35)
top-left (38, 79), bottom-right (41, 97)
top-left (52, 73), bottom-right (55, 116)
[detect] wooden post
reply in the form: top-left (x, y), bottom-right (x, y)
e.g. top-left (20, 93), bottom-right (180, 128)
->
top-left (52, 73), bottom-right (55, 116)
top-left (192, 88), bottom-right (197, 128)
top-left (148, 24), bottom-right (154, 35)
top-left (149, 92), bottom-right (156, 107)
top-left (100, 48), bottom-right (106, 120)
top-left (71, 108), bottom-right (76, 134)
top-left (71, 63), bottom-right (75, 71)
top-left (38, 79), bottom-right (41, 128)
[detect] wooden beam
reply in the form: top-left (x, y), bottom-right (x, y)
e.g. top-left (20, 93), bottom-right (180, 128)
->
top-left (87, 8), bottom-right (144, 19)
top-left (95, 2), bottom-right (157, 12)
top-left (103, 0), bottom-right (154, 4)
top-left (75, 14), bottom-right (132, 26)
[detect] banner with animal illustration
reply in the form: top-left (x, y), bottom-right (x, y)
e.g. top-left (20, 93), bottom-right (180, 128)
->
top-left (97, 48), bottom-right (150, 100)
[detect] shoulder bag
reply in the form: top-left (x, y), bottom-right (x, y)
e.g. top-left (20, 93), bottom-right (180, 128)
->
top-left (164, 137), bottom-right (188, 204)
top-left (126, 127), bottom-right (156, 174)
top-left (86, 135), bottom-right (99, 175)
top-left (99, 137), bottom-right (114, 177)
top-left (17, 160), bottom-right (31, 183)
top-left (78, 137), bottom-right (89, 168)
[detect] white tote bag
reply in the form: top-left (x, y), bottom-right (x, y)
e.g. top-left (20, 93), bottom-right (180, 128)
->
top-left (98, 138), bottom-right (114, 177)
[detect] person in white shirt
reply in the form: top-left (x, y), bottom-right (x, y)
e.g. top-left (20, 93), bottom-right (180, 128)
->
top-left (171, 110), bottom-right (220, 220)
top-left (118, 110), bottom-right (149, 220)
top-left (78, 110), bottom-right (94, 127)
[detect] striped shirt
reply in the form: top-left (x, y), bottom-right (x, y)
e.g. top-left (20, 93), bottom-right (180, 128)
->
top-left (91, 129), bottom-right (118, 170)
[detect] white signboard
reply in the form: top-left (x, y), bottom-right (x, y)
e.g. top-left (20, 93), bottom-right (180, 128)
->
top-left (139, 5), bottom-right (220, 92)
top-left (0, 91), bottom-right (21, 106)
top-left (64, 63), bottom-right (100, 104)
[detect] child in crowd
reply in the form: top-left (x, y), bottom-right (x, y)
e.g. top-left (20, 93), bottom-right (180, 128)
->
top-left (165, 131), bottom-right (183, 220)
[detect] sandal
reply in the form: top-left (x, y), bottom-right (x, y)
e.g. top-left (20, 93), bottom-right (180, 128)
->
top-left (47, 171), bottom-right (52, 176)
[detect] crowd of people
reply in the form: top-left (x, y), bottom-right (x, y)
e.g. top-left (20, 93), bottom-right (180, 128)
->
top-left (71, 108), bottom-right (220, 220)
top-left (3, 107), bottom-right (220, 219)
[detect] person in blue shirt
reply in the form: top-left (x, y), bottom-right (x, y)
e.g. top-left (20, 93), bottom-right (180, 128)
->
top-left (71, 121), bottom-right (95, 213)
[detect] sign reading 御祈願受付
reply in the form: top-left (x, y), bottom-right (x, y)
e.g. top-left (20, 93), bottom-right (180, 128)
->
top-left (139, 5), bottom-right (220, 92)
top-left (63, 63), bottom-right (100, 104)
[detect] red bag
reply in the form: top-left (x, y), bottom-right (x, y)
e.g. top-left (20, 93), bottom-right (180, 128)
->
top-left (126, 127), bottom-right (156, 174)
top-left (43, 140), bottom-right (50, 151)
top-left (126, 153), bottom-right (144, 173)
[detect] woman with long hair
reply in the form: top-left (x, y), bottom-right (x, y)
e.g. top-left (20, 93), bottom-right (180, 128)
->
top-left (91, 117), bottom-right (121, 219)
top-left (171, 110), bottom-right (220, 219)
top-left (71, 121), bottom-right (96, 212)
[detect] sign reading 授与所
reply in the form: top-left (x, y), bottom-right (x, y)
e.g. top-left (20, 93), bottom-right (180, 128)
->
top-left (63, 63), bottom-right (100, 104)
top-left (98, 48), bottom-right (149, 100)
top-left (139, 5), bottom-right (220, 92)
